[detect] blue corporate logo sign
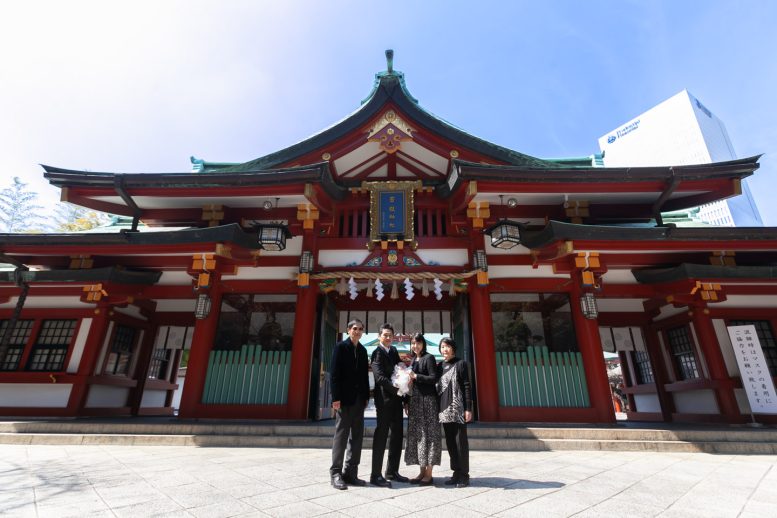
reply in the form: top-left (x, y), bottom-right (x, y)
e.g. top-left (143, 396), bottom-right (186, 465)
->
top-left (607, 135), bottom-right (616, 144)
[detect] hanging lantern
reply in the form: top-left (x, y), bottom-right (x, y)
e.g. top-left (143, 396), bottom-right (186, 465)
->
top-left (256, 223), bottom-right (292, 251)
top-left (484, 220), bottom-right (522, 250)
top-left (580, 292), bottom-right (598, 320)
top-left (194, 293), bottom-right (212, 320)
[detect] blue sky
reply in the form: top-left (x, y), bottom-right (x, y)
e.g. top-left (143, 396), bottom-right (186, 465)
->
top-left (2, 1), bottom-right (776, 223)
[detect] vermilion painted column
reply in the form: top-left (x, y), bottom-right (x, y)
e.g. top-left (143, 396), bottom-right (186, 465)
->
top-left (66, 306), bottom-right (111, 414)
top-left (570, 286), bottom-right (616, 423)
top-left (468, 279), bottom-right (500, 422)
top-left (178, 283), bottom-right (222, 418)
top-left (689, 306), bottom-right (742, 422)
top-left (287, 280), bottom-right (319, 419)
top-left (644, 325), bottom-right (675, 421)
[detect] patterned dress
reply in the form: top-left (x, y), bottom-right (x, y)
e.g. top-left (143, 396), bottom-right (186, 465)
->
top-left (404, 353), bottom-right (441, 466)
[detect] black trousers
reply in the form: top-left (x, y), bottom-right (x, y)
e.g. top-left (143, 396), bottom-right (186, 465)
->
top-left (443, 422), bottom-right (469, 478)
top-left (371, 399), bottom-right (404, 476)
top-left (330, 398), bottom-right (365, 477)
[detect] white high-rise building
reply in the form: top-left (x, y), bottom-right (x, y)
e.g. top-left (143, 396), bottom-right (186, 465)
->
top-left (598, 90), bottom-right (762, 227)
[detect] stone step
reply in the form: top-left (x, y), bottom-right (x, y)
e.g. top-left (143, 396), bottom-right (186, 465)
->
top-left (2, 419), bottom-right (776, 454)
top-left (2, 431), bottom-right (776, 454)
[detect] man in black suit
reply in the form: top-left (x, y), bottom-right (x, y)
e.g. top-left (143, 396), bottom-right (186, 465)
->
top-left (329, 319), bottom-right (370, 490)
top-left (369, 323), bottom-right (409, 487)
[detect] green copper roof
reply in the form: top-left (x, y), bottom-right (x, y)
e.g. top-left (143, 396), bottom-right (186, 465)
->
top-left (210, 51), bottom-right (558, 175)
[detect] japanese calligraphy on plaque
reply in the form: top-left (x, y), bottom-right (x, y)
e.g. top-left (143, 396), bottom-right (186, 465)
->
top-left (727, 325), bottom-right (777, 414)
top-left (362, 180), bottom-right (422, 249)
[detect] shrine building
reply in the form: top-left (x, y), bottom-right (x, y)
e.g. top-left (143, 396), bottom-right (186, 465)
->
top-left (1, 51), bottom-right (776, 424)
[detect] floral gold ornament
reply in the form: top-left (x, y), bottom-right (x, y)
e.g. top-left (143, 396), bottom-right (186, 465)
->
top-left (367, 110), bottom-right (414, 154)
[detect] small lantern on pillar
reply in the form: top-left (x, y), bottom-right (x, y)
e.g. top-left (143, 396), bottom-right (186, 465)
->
top-left (194, 293), bottom-right (212, 320)
top-left (580, 292), bottom-right (598, 320)
top-left (473, 250), bottom-right (488, 271)
top-left (256, 224), bottom-right (292, 251)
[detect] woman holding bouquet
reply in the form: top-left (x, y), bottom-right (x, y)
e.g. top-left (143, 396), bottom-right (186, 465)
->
top-left (404, 333), bottom-right (441, 485)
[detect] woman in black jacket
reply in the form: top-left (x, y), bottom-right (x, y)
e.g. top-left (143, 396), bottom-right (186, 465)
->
top-left (404, 333), bottom-right (441, 485)
top-left (437, 337), bottom-right (472, 488)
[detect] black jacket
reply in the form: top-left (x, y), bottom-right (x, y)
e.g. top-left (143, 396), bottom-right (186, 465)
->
top-left (330, 338), bottom-right (369, 406)
top-left (371, 345), bottom-right (404, 407)
top-left (411, 352), bottom-right (439, 396)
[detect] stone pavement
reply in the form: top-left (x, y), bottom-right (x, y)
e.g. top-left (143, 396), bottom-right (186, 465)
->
top-left (0, 444), bottom-right (775, 517)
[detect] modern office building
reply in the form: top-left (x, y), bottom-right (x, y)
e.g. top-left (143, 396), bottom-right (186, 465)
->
top-left (598, 90), bottom-right (763, 227)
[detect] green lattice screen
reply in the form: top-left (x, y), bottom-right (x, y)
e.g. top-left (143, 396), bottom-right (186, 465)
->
top-left (202, 345), bottom-right (290, 404)
top-left (496, 346), bottom-right (590, 407)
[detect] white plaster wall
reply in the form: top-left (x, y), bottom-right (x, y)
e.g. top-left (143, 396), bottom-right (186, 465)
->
top-left (114, 305), bottom-right (147, 321)
top-left (600, 270), bottom-right (638, 284)
top-left (673, 389), bottom-right (719, 414)
top-left (596, 299), bottom-right (646, 312)
top-left (415, 249), bottom-right (468, 266)
top-left (157, 271), bottom-right (194, 285)
top-left (0, 384), bottom-right (72, 407)
top-left (140, 389), bottom-right (167, 408)
top-left (735, 388), bottom-right (752, 414)
top-left (317, 250), bottom-right (371, 267)
top-left (155, 300), bottom-right (195, 312)
top-left (66, 318), bottom-right (92, 373)
top-left (634, 393), bottom-right (661, 413)
top-left (226, 266), bottom-right (297, 280)
top-left (85, 385), bottom-right (130, 408)
top-left (488, 265), bottom-right (568, 279)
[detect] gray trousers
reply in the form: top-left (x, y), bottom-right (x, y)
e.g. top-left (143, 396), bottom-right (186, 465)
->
top-left (330, 398), bottom-right (365, 477)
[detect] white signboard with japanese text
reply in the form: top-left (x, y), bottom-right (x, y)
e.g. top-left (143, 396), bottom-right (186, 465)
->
top-left (727, 325), bottom-right (777, 414)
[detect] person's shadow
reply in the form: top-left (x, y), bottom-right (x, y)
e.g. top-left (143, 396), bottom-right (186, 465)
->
top-left (452, 477), bottom-right (564, 490)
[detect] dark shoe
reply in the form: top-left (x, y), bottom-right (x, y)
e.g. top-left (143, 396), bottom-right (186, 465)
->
top-left (370, 475), bottom-right (392, 488)
top-left (418, 477), bottom-right (434, 486)
top-left (444, 476), bottom-right (459, 486)
top-left (385, 472), bottom-right (409, 483)
top-left (341, 474), bottom-right (366, 487)
top-left (455, 477), bottom-right (470, 488)
top-left (409, 476), bottom-right (423, 484)
top-left (331, 473), bottom-right (347, 490)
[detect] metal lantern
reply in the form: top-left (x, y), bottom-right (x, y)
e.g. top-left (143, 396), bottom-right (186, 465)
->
top-left (484, 220), bottom-right (522, 250)
top-left (194, 293), bottom-right (212, 320)
top-left (473, 250), bottom-right (488, 271)
top-left (580, 292), bottom-right (598, 320)
top-left (299, 251), bottom-right (314, 273)
top-left (256, 224), bottom-right (292, 251)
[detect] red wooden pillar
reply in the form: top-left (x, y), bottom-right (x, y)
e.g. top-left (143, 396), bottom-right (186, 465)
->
top-left (287, 280), bottom-right (319, 419)
top-left (644, 325), bottom-right (675, 421)
top-left (570, 286), bottom-right (616, 423)
top-left (178, 282), bottom-right (222, 418)
top-left (66, 306), bottom-right (111, 414)
top-left (689, 306), bottom-right (743, 422)
top-left (468, 279), bottom-right (500, 422)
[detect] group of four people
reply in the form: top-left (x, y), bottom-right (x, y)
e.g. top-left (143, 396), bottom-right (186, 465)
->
top-left (329, 319), bottom-right (472, 491)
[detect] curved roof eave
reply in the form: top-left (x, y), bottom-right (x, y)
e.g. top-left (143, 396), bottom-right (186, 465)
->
top-left (633, 263), bottom-right (777, 284)
top-left (41, 162), bottom-right (347, 201)
top-left (518, 218), bottom-right (777, 249)
top-left (217, 71), bottom-right (554, 174)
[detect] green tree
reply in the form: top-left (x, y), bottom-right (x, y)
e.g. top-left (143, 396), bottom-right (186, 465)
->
top-left (53, 203), bottom-right (110, 232)
top-left (0, 177), bottom-right (45, 232)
